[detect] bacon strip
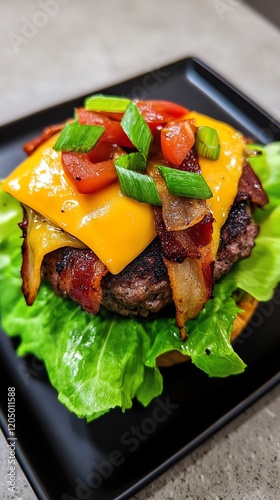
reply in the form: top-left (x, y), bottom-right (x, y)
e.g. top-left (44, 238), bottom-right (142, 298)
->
top-left (152, 204), bottom-right (214, 339)
top-left (175, 148), bottom-right (201, 173)
top-left (23, 123), bottom-right (65, 155)
top-left (153, 206), bottom-right (214, 259)
top-left (153, 206), bottom-right (200, 261)
top-left (236, 161), bottom-right (269, 207)
top-left (53, 248), bottom-right (108, 314)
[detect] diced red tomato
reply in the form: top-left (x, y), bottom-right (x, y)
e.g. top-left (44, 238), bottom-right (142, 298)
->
top-left (160, 120), bottom-right (195, 165)
top-left (77, 109), bottom-right (134, 148)
top-left (77, 108), bottom-right (107, 126)
top-left (101, 120), bottom-right (134, 148)
top-left (136, 100), bottom-right (189, 130)
top-left (100, 112), bottom-right (123, 121)
top-left (87, 142), bottom-right (117, 163)
top-left (77, 101), bottom-right (190, 145)
top-left (62, 152), bottom-right (118, 194)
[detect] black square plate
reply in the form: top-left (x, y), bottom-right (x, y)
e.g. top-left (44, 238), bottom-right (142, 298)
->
top-left (1, 57), bottom-right (280, 500)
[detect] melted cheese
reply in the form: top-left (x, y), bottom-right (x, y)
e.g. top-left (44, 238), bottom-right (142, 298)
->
top-left (3, 135), bottom-right (156, 274)
top-left (22, 205), bottom-right (86, 304)
top-left (188, 112), bottom-right (246, 256)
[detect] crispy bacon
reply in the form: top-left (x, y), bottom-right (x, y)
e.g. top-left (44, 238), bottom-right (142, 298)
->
top-left (187, 213), bottom-right (214, 248)
top-left (176, 148), bottom-right (201, 173)
top-left (236, 161), bottom-right (269, 207)
top-left (51, 248), bottom-right (108, 314)
top-left (23, 123), bottom-right (65, 155)
top-left (152, 188), bottom-right (214, 338)
top-left (153, 206), bottom-right (200, 261)
top-left (153, 207), bottom-right (214, 262)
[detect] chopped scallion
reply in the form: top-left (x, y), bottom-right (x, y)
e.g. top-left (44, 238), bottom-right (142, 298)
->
top-left (84, 95), bottom-right (131, 113)
top-left (157, 165), bottom-right (213, 199)
top-left (53, 122), bottom-right (104, 153)
top-left (195, 126), bottom-right (220, 161)
top-left (121, 102), bottom-right (152, 160)
top-left (115, 152), bottom-right (146, 171)
top-left (116, 166), bottom-right (162, 206)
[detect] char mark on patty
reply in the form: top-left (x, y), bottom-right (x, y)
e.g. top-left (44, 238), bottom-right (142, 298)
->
top-left (214, 201), bottom-right (258, 280)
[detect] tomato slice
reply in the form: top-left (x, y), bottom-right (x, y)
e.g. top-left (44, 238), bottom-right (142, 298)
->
top-left (62, 152), bottom-right (118, 194)
top-left (160, 120), bottom-right (195, 165)
top-left (136, 100), bottom-right (189, 128)
top-left (77, 109), bottom-right (134, 148)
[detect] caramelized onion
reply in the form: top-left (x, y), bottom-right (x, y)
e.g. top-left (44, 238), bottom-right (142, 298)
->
top-left (148, 148), bottom-right (215, 338)
top-left (164, 244), bottom-right (214, 340)
top-left (147, 162), bottom-right (208, 231)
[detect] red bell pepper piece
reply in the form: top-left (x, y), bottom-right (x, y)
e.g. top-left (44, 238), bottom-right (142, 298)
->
top-left (62, 151), bottom-right (118, 194)
top-left (160, 120), bottom-right (195, 165)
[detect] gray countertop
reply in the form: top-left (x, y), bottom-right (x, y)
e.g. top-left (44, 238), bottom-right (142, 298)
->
top-left (0, 1), bottom-right (279, 499)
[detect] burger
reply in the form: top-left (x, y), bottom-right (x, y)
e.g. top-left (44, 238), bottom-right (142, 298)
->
top-left (1, 96), bottom-right (280, 421)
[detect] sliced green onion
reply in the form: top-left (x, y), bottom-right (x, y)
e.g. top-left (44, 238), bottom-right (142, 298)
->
top-left (115, 152), bottom-right (146, 171)
top-left (121, 102), bottom-right (152, 160)
top-left (84, 94), bottom-right (131, 113)
top-left (195, 126), bottom-right (220, 161)
top-left (53, 122), bottom-right (104, 153)
top-left (116, 166), bottom-right (162, 206)
top-left (157, 165), bottom-right (212, 199)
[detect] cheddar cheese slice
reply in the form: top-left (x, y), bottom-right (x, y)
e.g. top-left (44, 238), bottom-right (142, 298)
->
top-left (3, 135), bottom-right (156, 274)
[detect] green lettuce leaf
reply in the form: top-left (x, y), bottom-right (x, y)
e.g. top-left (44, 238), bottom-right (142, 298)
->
top-left (228, 143), bottom-right (280, 300)
top-left (1, 142), bottom-right (280, 421)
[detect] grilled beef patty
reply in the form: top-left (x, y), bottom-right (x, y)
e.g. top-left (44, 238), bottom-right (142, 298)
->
top-left (214, 201), bottom-right (258, 279)
top-left (41, 200), bottom-right (258, 316)
top-left (39, 160), bottom-right (267, 317)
